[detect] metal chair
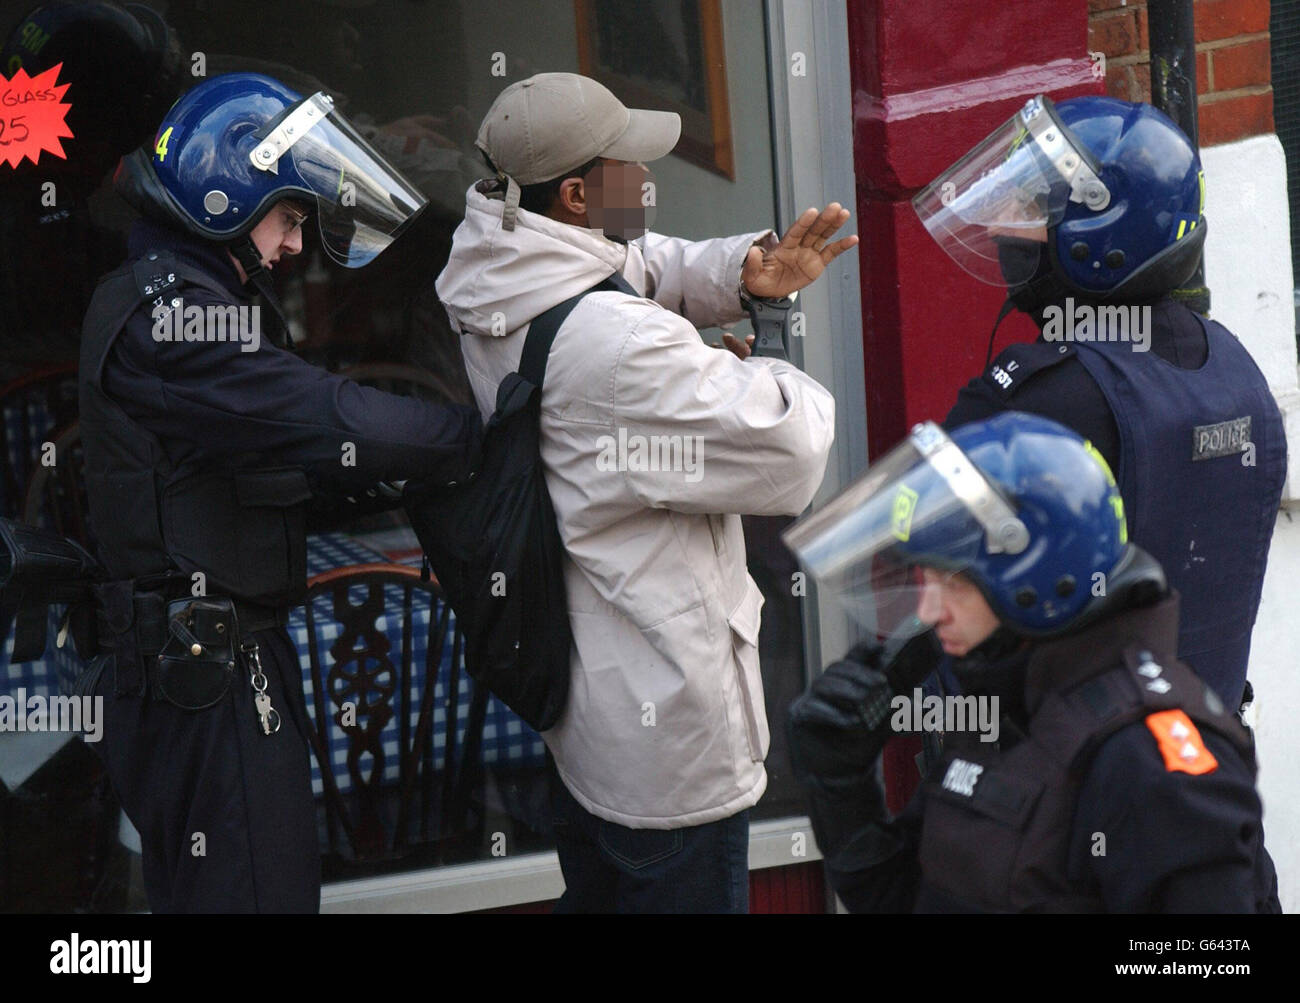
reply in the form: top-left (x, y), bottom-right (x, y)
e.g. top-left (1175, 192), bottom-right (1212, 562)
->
top-left (298, 562), bottom-right (487, 877)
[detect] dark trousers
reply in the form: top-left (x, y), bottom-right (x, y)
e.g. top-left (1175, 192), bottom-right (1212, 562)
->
top-left (92, 627), bottom-right (320, 913)
top-left (549, 760), bottom-right (750, 914)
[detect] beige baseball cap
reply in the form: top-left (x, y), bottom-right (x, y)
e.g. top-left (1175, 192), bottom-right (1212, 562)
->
top-left (476, 72), bottom-right (681, 186)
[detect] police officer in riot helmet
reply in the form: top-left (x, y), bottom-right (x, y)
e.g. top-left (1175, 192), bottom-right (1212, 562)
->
top-left (79, 72), bottom-right (480, 912)
top-left (784, 412), bottom-right (1280, 913)
top-left (915, 95), bottom-right (1285, 713)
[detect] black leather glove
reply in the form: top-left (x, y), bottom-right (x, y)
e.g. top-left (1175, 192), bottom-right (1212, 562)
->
top-left (787, 625), bottom-right (942, 793)
top-left (790, 665), bottom-right (918, 905)
top-left (788, 646), bottom-right (893, 792)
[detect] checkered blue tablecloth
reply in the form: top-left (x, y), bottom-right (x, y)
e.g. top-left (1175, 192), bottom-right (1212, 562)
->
top-left (2, 394), bottom-right (58, 514)
top-left (1, 605), bottom-right (85, 699)
top-left (290, 565), bottom-right (546, 796)
top-left (1, 533), bottom-right (547, 792)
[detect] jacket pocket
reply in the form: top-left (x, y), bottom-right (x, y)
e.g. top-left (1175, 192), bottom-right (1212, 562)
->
top-left (919, 760), bottom-right (1046, 910)
top-left (163, 467), bottom-right (312, 604)
top-left (727, 577), bottom-right (769, 762)
top-left (232, 468), bottom-right (311, 602)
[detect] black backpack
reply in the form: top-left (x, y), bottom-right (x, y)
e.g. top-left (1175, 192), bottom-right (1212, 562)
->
top-left (405, 273), bottom-right (632, 731)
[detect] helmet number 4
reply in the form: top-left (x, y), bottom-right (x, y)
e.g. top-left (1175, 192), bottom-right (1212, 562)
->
top-left (155, 126), bottom-right (174, 162)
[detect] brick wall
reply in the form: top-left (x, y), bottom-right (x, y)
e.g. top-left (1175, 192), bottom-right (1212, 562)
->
top-left (1088, 0), bottom-right (1273, 145)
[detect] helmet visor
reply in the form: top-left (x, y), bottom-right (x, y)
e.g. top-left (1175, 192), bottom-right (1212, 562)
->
top-left (251, 92), bottom-right (427, 267)
top-left (912, 96), bottom-right (1107, 286)
top-left (782, 422), bottom-right (1025, 640)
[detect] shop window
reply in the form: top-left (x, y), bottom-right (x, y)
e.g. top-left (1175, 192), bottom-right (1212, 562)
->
top-left (0, 0), bottom-right (817, 907)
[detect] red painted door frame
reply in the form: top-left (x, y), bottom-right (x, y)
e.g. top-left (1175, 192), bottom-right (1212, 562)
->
top-left (846, 0), bottom-right (1104, 811)
top-left (482, 4), bottom-right (1110, 912)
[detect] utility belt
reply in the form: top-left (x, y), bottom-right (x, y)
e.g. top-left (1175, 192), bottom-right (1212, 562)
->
top-left (92, 579), bottom-right (286, 733)
top-left (2, 519), bottom-right (287, 732)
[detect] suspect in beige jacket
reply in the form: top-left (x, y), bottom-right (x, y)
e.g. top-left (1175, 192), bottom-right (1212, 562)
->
top-left (436, 180), bottom-right (836, 828)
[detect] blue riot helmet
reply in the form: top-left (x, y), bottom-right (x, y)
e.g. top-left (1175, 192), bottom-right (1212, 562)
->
top-left (914, 95), bottom-right (1205, 310)
top-left (114, 72), bottom-right (427, 275)
top-left (783, 412), bottom-right (1166, 642)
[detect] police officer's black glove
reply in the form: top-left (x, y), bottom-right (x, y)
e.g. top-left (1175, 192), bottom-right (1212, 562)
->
top-left (790, 659), bottom-right (915, 902)
top-left (787, 626), bottom-right (942, 793)
top-left (786, 626), bottom-right (939, 911)
top-left (788, 645), bottom-right (893, 793)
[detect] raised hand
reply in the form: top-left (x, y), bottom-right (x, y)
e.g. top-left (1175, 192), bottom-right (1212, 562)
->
top-left (741, 203), bottom-right (859, 300)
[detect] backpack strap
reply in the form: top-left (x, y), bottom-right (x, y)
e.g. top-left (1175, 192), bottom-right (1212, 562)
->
top-left (517, 271), bottom-right (636, 390)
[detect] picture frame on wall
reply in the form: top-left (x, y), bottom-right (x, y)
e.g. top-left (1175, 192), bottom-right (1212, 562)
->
top-left (574, 0), bottom-right (735, 180)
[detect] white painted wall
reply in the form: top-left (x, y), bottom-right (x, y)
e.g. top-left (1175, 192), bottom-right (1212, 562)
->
top-left (1202, 134), bottom-right (1300, 912)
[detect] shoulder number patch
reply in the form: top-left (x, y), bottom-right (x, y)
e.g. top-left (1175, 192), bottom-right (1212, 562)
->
top-left (1145, 709), bottom-right (1218, 775)
top-left (983, 341), bottom-right (1075, 401)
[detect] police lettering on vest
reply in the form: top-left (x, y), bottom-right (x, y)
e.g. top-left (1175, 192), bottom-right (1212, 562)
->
top-left (941, 758), bottom-right (983, 797)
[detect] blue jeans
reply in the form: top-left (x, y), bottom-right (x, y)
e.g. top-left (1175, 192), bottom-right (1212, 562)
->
top-left (549, 761), bottom-right (750, 914)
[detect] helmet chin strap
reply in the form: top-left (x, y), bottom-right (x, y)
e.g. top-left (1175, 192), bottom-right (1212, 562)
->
top-left (1007, 267), bottom-right (1075, 327)
top-left (984, 258), bottom-right (1077, 370)
top-left (226, 234), bottom-right (293, 349)
top-left (984, 299), bottom-right (1017, 370)
top-left (228, 235), bottom-right (265, 281)
top-left (998, 236), bottom-right (1066, 322)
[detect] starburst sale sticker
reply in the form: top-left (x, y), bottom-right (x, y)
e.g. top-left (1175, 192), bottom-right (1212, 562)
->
top-left (0, 62), bottom-right (72, 169)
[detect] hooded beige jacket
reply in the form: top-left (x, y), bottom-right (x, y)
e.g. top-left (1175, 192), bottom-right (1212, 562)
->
top-left (436, 182), bottom-right (835, 827)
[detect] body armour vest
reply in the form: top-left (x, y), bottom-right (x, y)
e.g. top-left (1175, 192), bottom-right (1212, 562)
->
top-left (1072, 315), bottom-right (1285, 708)
top-left (79, 250), bottom-right (311, 607)
top-left (915, 622), bottom-right (1255, 913)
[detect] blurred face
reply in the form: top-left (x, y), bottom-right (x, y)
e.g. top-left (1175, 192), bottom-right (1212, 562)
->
top-left (916, 567), bottom-right (1002, 658)
top-left (556, 158), bottom-right (657, 239)
top-left (585, 159), bottom-right (656, 239)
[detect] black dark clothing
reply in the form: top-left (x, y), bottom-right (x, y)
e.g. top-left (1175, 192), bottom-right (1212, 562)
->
top-left (944, 298), bottom-right (1208, 474)
top-left (809, 595), bottom-right (1278, 914)
top-left (107, 223), bottom-right (478, 495)
top-left (942, 298), bottom-right (1285, 709)
top-left (81, 221), bottom-right (478, 591)
top-left (79, 221), bottom-right (480, 912)
top-left (90, 626), bottom-right (319, 912)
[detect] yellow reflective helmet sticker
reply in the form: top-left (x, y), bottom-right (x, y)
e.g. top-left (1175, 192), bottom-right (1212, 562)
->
top-left (1083, 439), bottom-right (1127, 543)
top-left (891, 485), bottom-right (919, 542)
top-left (1110, 494), bottom-right (1128, 544)
top-left (1082, 439), bottom-right (1117, 486)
